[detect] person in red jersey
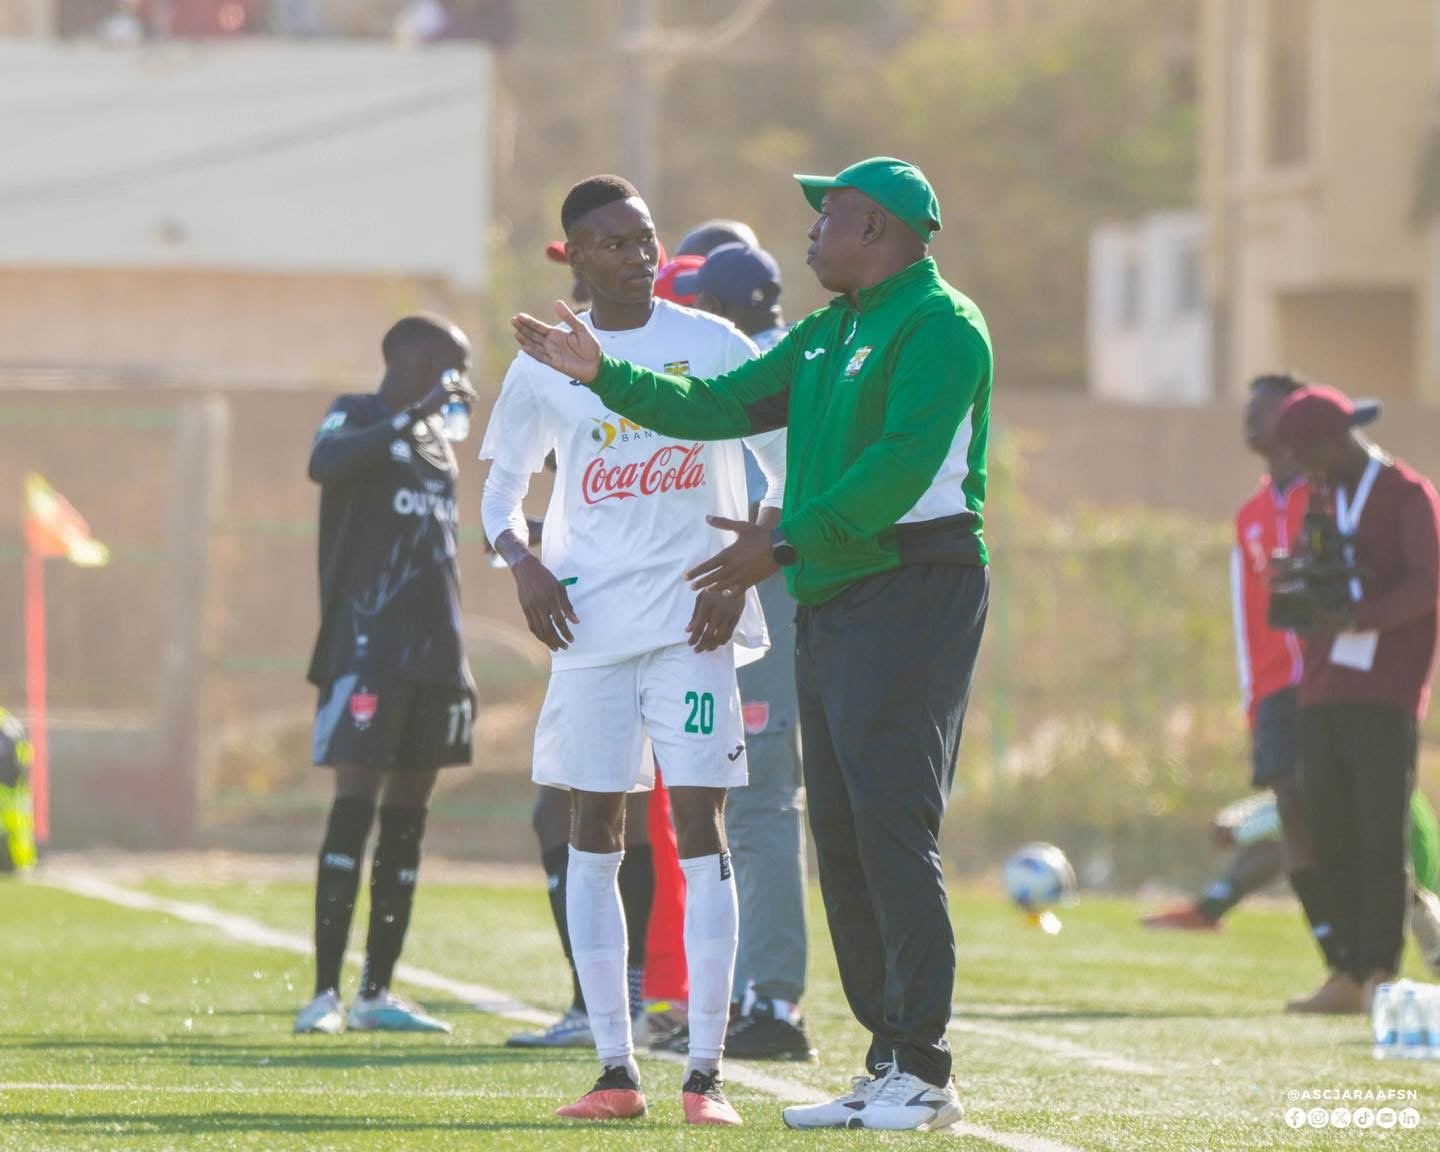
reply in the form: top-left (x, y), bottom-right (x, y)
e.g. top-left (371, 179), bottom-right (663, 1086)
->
top-left (1144, 375), bottom-right (1312, 934)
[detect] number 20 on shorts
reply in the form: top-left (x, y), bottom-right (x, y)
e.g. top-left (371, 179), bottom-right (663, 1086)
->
top-left (684, 691), bottom-right (715, 735)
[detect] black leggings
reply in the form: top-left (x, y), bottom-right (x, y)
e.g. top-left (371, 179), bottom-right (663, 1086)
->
top-left (1299, 701), bottom-right (1417, 981)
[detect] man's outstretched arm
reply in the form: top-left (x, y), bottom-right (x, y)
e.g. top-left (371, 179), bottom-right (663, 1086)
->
top-left (513, 300), bottom-right (794, 440)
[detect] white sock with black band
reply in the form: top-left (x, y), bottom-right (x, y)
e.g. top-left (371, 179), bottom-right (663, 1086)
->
top-left (566, 846), bottom-right (639, 1080)
top-left (679, 851), bottom-right (740, 1078)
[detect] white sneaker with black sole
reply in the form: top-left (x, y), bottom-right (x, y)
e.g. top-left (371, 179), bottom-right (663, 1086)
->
top-left (847, 1066), bottom-right (965, 1131)
top-left (781, 1068), bottom-right (888, 1129)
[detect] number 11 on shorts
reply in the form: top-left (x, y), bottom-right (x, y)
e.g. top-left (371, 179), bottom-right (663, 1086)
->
top-left (684, 691), bottom-right (714, 735)
top-left (447, 698), bottom-right (472, 746)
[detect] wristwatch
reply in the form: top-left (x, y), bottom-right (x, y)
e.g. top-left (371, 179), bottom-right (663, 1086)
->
top-left (770, 528), bottom-right (799, 567)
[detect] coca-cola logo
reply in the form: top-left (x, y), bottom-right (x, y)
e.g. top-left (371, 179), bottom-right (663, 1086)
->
top-left (582, 443), bottom-right (706, 505)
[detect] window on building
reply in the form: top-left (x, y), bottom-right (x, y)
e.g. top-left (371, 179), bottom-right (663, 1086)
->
top-left (1118, 257), bottom-right (1142, 332)
top-left (1266, 0), bottom-right (1312, 168)
top-left (1174, 245), bottom-right (1202, 318)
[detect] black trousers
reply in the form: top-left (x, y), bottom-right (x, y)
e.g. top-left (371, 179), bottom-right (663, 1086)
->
top-left (796, 564), bottom-right (988, 1087)
top-left (1298, 701), bottom-right (1417, 981)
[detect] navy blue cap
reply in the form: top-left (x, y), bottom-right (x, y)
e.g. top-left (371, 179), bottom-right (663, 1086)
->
top-left (673, 243), bottom-right (781, 309)
top-left (676, 219), bottom-right (759, 258)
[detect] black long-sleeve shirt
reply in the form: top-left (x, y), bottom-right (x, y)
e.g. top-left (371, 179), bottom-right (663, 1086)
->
top-left (306, 394), bottom-right (473, 694)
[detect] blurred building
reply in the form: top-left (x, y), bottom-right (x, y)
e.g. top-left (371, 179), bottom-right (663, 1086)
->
top-left (0, 37), bottom-right (493, 385)
top-left (32, 0), bottom-right (518, 42)
top-left (0, 16), bottom-right (505, 847)
top-left (1089, 213), bottom-right (1211, 404)
top-left (1199, 0), bottom-right (1440, 400)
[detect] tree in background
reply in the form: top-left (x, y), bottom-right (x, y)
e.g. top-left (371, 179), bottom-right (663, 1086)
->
top-left (487, 0), bottom-right (1196, 393)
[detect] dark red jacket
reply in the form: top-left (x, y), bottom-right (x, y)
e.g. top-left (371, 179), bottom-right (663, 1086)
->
top-left (1300, 453), bottom-right (1440, 718)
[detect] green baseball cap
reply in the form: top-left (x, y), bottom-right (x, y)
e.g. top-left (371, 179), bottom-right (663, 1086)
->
top-left (794, 157), bottom-right (942, 242)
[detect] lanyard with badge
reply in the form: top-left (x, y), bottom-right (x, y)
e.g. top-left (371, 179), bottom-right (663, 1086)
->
top-left (1329, 450), bottom-right (1383, 671)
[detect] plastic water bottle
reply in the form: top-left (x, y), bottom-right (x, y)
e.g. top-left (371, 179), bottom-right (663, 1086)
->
top-left (437, 369), bottom-right (470, 442)
top-left (1425, 985), bottom-right (1440, 1059)
top-left (1398, 985), bottom-right (1428, 1059)
top-left (440, 396), bottom-right (470, 442)
top-left (1372, 981), bottom-right (1399, 1059)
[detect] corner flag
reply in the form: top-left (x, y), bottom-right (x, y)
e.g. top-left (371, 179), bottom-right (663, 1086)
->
top-left (22, 472), bottom-right (109, 845)
top-left (23, 473), bottom-right (109, 568)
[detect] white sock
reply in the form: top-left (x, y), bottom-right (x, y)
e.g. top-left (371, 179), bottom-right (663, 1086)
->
top-left (566, 846), bottom-right (635, 1070)
top-left (679, 851), bottom-right (739, 1076)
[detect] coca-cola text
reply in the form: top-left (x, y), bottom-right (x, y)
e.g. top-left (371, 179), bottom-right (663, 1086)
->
top-left (582, 443), bottom-right (706, 504)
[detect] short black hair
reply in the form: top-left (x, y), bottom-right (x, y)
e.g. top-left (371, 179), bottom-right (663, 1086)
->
top-left (382, 314), bottom-right (454, 367)
top-left (1249, 372), bottom-right (1306, 395)
top-left (561, 175), bottom-right (640, 236)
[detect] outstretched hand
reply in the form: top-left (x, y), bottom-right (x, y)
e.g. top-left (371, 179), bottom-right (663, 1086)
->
top-left (512, 301), bottom-right (603, 384)
top-left (685, 516), bottom-right (780, 598)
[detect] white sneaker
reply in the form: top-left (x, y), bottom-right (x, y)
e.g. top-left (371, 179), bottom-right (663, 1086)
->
top-left (781, 1069), bottom-right (887, 1129)
top-left (506, 1007), bottom-right (594, 1048)
top-left (346, 989), bottom-right (452, 1033)
top-left (293, 989), bottom-right (344, 1035)
top-left (850, 1066), bottom-right (965, 1131)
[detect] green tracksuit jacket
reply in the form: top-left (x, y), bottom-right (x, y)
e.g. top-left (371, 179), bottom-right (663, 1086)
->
top-left (587, 257), bottom-right (992, 605)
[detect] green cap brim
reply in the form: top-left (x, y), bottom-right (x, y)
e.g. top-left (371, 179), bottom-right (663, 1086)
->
top-left (793, 171), bottom-right (939, 242)
top-left (795, 175), bottom-right (841, 215)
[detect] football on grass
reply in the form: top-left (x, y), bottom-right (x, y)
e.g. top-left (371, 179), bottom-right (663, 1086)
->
top-left (1003, 842), bottom-right (1077, 910)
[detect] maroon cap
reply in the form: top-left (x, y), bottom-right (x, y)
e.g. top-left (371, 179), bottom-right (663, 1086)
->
top-left (1274, 385), bottom-right (1381, 449)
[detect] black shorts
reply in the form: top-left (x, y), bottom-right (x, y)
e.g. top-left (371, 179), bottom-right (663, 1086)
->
top-left (313, 673), bottom-right (473, 772)
top-left (1251, 686), bottom-right (1300, 787)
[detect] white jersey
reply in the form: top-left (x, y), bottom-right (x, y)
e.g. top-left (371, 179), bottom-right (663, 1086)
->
top-left (479, 299), bottom-right (785, 672)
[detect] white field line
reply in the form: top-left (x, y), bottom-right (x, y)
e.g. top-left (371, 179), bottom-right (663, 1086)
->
top-left (43, 872), bottom-right (1089, 1152)
top-left (950, 1126), bottom-right (1102, 1152)
top-left (950, 1018), bottom-right (1166, 1077)
top-left (45, 873), bottom-right (551, 1027)
top-left (0, 1084), bottom-right (552, 1099)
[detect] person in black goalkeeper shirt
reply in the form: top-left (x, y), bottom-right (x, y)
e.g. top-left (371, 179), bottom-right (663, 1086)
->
top-left (293, 314), bottom-right (479, 1037)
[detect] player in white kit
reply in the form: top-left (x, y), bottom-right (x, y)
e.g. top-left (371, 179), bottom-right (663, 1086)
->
top-left (480, 176), bottom-right (785, 1127)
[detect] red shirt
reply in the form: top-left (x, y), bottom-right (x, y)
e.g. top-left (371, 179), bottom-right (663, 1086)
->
top-left (1233, 476), bottom-right (1307, 725)
top-left (1299, 454), bottom-right (1440, 718)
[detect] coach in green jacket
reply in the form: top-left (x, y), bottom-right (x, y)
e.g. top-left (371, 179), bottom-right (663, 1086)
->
top-left (513, 157), bottom-right (991, 1132)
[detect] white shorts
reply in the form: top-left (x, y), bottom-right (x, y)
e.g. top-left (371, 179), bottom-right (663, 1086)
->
top-left (533, 642), bottom-right (748, 792)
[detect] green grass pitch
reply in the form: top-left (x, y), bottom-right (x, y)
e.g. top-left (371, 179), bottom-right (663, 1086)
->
top-left (4, 864), bottom-right (1438, 1150)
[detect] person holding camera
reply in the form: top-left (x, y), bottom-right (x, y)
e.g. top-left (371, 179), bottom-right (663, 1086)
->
top-left (1273, 384), bottom-right (1440, 1014)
